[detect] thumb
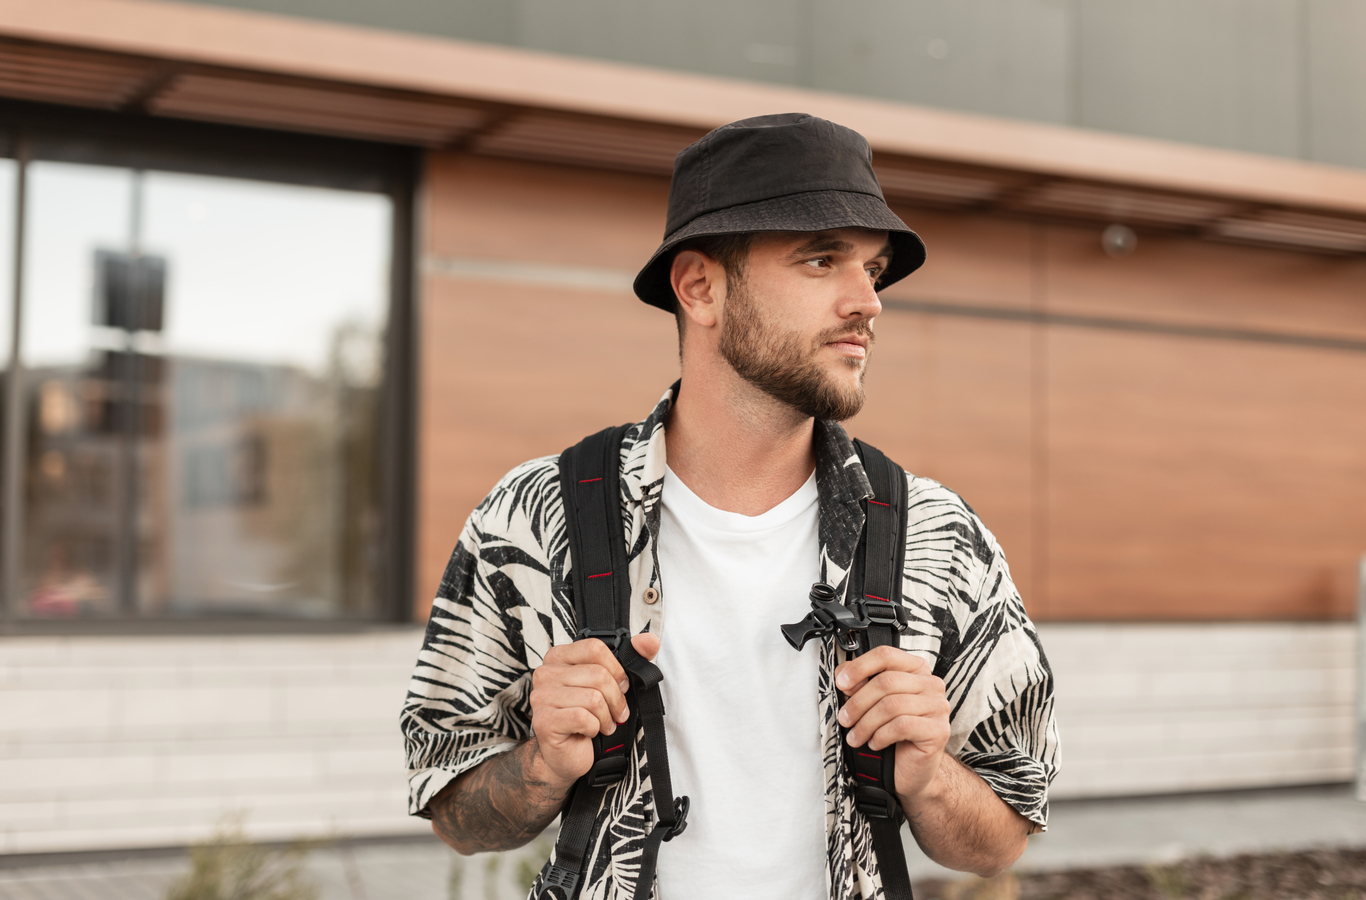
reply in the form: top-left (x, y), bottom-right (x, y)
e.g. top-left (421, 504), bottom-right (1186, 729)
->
top-left (631, 632), bottom-right (661, 661)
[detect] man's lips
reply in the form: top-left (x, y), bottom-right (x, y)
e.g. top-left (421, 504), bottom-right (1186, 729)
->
top-left (826, 335), bottom-right (870, 359)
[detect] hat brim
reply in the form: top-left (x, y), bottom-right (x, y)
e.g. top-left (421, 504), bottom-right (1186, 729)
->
top-left (632, 189), bottom-right (926, 311)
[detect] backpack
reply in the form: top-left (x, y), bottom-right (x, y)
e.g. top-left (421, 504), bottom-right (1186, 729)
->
top-left (538, 425), bottom-right (914, 900)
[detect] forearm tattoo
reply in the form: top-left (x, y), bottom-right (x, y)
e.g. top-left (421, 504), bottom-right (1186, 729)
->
top-left (430, 739), bottom-right (570, 854)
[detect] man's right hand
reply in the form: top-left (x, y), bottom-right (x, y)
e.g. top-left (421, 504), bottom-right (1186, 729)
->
top-left (529, 632), bottom-right (661, 788)
top-left (432, 631), bottom-right (662, 855)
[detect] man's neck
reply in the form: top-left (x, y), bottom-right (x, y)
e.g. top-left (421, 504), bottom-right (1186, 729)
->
top-left (664, 370), bottom-right (817, 517)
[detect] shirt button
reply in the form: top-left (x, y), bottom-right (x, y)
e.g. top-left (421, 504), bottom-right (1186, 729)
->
top-left (642, 587), bottom-right (660, 605)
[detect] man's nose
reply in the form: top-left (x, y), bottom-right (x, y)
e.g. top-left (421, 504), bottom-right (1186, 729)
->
top-left (843, 270), bottom-right (883, 319)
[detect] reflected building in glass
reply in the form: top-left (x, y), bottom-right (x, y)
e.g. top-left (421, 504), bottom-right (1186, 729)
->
top-left (12, 162), bottom-right (393, 621)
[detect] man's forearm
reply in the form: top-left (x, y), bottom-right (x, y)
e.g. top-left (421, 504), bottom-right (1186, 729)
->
top-left (430, 738), bottom-right (570, 855)
top-left (900, 755), bottom-right (1033, 877)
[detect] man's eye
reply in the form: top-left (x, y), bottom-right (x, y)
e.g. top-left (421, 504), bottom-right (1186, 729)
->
top-left (803, 257), bottom-right (830, 268)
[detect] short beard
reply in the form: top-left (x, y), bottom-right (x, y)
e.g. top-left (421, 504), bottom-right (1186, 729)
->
top-left (718, 277), bottom-right (872, 422)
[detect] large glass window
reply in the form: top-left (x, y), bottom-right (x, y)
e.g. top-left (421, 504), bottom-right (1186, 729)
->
top-left (0, 111), bottom-right (413, 625)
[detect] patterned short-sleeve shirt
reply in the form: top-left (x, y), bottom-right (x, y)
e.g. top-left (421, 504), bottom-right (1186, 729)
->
top-left (402, 385), bottom-right (1060, 900)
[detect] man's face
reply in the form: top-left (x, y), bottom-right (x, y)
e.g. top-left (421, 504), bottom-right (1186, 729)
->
top-left (717, 228), bottom-right (890, 421)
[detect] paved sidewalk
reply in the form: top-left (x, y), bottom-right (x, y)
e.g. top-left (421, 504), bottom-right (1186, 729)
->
top-left (1, 784), bottom-right (1362, 900)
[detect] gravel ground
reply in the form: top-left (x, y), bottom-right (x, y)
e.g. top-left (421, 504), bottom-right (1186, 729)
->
top-left (915, 848), bottom-right (1366, 900)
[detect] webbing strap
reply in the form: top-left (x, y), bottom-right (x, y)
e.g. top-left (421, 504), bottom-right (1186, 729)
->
top-left (617, 640), bottom-right (688, 900)
top-left (559, 425), bottom-right (632, 644)
top-left (849, 440), bottom-right (914, 900)
top-left (543, 425), bottom-right (686, 900)
top-left (542, 425), bottom-right (632, 900)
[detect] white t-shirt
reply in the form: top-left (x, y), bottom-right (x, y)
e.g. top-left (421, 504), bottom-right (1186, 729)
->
top-left (654, 466), bottom-right (827, 900)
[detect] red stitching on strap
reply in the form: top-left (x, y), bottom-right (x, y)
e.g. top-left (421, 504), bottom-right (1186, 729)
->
top-left (579, 477), bottom-right (603, 484)
top-left (868, 499), bottom-right (890, 507)
top-left (858, 752), bottom-right (882, 760)
top-left (603, 743), bottom-right (625, 754)
top-left (865, 594), bottom-right (890, 602)
top-left (587, 572), bottom-right (613, 579)
top-left (856, 772), bottom-right (880, 781)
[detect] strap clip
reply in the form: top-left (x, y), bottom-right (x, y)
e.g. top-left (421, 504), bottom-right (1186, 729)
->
top-left (586, 754), bottom-right (628, 788)
top-left (575, 627), bottom-right (630, 652)
top-left (660, 795), bottom-right (690, 842)
top-left (536, 863), bottom-right (579, 900)
top-left (857, 596), bottom-right (909, 633)
top-left (853, 784), bottom-right (902, 822)
top-left (781, 584), bottom-right (907, 652)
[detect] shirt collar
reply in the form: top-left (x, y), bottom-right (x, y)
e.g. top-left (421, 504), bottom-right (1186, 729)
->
top-left (621, 383), bottom-right (874, 573)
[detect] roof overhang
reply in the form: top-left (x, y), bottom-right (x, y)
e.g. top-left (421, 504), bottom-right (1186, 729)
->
top-left (2, 0), bottom-right (1366, 255)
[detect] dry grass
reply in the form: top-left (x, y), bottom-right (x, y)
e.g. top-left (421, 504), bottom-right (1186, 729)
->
top-left (915, 848), bottom-right (1366, 900)
top-left (164, 817), bottom-right (320, 900)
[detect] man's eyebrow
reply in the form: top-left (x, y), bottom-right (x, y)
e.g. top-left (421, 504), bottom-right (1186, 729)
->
top-left (786, 236), bottom-right (855, 259)
top-left (784, 235), bottom-right (895, 263)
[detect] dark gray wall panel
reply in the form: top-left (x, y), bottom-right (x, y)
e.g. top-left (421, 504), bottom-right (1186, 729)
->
top-left (1076, 0), bottom-right (1302, 157)
top-left (514, 0), bottom-right (806, 87)
top-left (808, 0), bottom-right (1073, 124)
top-left (161, 0), bottom-right (1366, 170)
top-left (1306, 0), bottom-right (1366, 169)
top-left (175, 0), bottom-right (516, 44)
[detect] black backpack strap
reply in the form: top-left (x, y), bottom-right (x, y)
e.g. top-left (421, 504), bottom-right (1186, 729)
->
top-left (541, 425), bottom-right (688, 900)
top-left (848, 439), bottom-right (914, 900)
top-left (617, 639), bottom-right (690, 900)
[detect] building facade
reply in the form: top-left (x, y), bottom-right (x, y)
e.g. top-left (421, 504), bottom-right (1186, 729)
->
top-left (0, 0), bottom-right (1363, 855)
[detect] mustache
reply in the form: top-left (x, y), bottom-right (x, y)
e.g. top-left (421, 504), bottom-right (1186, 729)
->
top-left (816, 320), bottom-right (876, 346)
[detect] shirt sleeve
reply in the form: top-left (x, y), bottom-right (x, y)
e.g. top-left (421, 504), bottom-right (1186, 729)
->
top-left (399, 504), bottom-right (537, 819)
top-left (906, 481), bottom-right (1061, 830)
top-left (950, 550), bottom-right (1059, 829)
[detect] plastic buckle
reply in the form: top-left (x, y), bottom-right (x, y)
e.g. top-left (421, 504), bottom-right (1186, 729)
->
top-left (858, 597), bottom-right (908, 633)
top-left (781, 583), bottom-right (869, 652)
top-left (576, 627), bottom-right (630, 652)
top-left (586, 754), bottom-right (628, 788)
top-left (853, 784), bottom-right (901, 821)
top-left (661, 795), bottom-right (690, 842)
top-left (537, 863), bottom-right (579, 900)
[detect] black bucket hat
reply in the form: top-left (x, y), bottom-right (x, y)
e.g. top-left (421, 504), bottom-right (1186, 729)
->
top-left (633, 112), bottom-right (926, 311)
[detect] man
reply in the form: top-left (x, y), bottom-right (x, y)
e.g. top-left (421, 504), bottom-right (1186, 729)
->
top-left (402, 113), bottom-right (1059, 900)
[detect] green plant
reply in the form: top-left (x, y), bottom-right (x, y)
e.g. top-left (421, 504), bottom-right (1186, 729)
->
top-left (164, 816), bottom-right (319, 900)
top-left (1146, 862), bottom-right (1190, 900)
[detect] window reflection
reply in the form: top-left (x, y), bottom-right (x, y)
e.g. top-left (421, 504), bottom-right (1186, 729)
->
top-left (19, 162), bottom-right (391, 619)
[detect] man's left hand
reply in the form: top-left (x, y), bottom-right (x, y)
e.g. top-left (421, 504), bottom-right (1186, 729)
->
top-left (834, 645), bottom-right (951, 804)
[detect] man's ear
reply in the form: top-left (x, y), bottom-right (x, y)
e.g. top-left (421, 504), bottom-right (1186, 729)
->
top-left (670, 249), bottom-right (723, 331)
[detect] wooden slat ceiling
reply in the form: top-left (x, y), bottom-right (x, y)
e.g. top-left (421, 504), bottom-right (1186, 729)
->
top-left (2, 36), bottom-right (1365, 256)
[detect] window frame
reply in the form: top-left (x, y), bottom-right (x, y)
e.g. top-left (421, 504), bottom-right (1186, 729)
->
top-left (0, 98), bottom-right (420, 634)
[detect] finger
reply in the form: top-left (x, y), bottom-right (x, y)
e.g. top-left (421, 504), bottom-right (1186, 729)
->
top-left (844, 694), bottom-right (950, 749)
top-left (551, 664), bottom-right (630, 724)
top-left (547, 639), bottom-right (629, 690)
top-left (837, 671), bottom-right (945, 730)
top-left (533, 685), bottom-right (620, 736)
top-left (631, 632), bottom-right (661, 661)
top-left (835, 646), bottom-right (930, 694)
top-left (534, 706), bottom-right (604, 744)
top-left (867, 712), bottom-right (951, 753)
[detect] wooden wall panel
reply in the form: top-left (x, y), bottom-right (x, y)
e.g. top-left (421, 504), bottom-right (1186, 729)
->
top-left (424, 154), bottom-right (669, 271)
top-left (417, 277), bottom-right (679, 621)
top-left (1044, 224), bottom-right (1366, 341)
top-left (1046, 327), bottom-right (1366, 620)
top-left (881, 205), bottom-right (1037, 310)
top-left (414, 153), bottom-right (1366, 624)
top-left (417, 153), bottom-right (678, 620)
top-left (853, 311), bottom-right (1039, 615)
